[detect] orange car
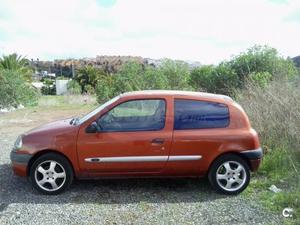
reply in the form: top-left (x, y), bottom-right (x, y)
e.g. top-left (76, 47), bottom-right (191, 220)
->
top-left (10, 90), bottom-right (262, 195)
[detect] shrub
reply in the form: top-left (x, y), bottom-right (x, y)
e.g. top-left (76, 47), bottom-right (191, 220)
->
top-left (95, 60), bottom-right (193, 103)
top-left (143, 65), bottom-right (168, 89)
top-left (190, 65), bottom-right (215, 90)
top-left (67, 80), bottom-right (81, 95)
top-left (75, 65), bottom-right (107, 93)
top-left (41, 78), bottom-right (56, 95)
top-left (190, 45), bottom-right (299, 96)
top-left (158, 59), bottom-right (191, 90)
top-left (113, 61), bottom-right (145, 93)
top-left (237, 78), bottom-right (300, 179)
top-left (229, 45), bottom-right (298, 86)
top-left (0, 70), bottom-right (39, 108)
top-left (85, 84), bottom-right (95, 95)
top-left (95, 75), bottom-right (118, 103)
top-left (190, 63), bottom-right (238, 96)
top-left (249, 71), bottom-right (272, 88)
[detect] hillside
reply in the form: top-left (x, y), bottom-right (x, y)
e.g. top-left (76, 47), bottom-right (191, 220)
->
top-left (292, 55), bottom-right (300, 67)
top-left (31, 56), bottom-right (201, 77)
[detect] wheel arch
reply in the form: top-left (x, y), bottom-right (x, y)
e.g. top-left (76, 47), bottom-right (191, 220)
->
top-left (207, 151), bottom-right (253, 176)
top-left (27, 149), bottom-right (75, 177)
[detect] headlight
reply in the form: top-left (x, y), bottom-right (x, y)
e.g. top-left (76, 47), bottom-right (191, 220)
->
top-left (13, 135), bottom-right (23, 150)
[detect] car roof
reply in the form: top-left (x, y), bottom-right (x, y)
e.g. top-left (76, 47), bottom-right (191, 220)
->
top-left (120, 90), bottom-right (233, 103)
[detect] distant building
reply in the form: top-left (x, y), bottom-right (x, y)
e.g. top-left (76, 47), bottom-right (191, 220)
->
top-left (31, 82), bottom-right (44, 90)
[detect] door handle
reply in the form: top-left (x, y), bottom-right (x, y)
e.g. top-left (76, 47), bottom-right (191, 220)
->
top-left (151, 138), bottom-right (165, 144)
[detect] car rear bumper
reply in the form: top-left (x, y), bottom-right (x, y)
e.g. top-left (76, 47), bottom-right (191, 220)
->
top-left (240, 147), bottom-right (263, 160)
top-left (10, 151), bottom-right (32, 177)
top-left (240, 148), bottom-right (263, 171)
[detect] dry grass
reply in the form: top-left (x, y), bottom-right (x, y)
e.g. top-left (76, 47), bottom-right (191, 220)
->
top-left (237, 79), bottom-right (300, 170)
top-left (38, 94), bottom-right (97, 107)
top-left (237, 79), bottom-right (300, 222)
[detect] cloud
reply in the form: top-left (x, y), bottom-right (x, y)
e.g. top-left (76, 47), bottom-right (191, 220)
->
top-left (285, 10), bottom-right (300, 23)
top-left (96, 0), bottom-right (117, 8)
top-left (267, 0), bottom-right (289, 4)
top-left (0, 0), bottom-right (300, 64)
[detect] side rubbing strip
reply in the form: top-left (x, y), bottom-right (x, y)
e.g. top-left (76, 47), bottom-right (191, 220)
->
top-left (169, 155), bottom-right (202, 161)
top-left (85, 155), bottom-right (202, 163)
top-left (85, 156), bottom-right (168, 163)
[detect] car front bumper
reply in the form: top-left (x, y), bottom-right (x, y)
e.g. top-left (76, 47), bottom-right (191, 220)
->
top-left (240, 147), bottom-right (263, 171)
top-left (10, 151), bottom-right (32, 177)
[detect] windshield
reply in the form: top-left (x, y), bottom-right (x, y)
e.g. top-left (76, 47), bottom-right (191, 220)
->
top-left (77, 95), bottom-right (120, 125)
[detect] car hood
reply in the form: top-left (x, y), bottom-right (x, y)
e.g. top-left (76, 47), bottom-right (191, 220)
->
top-left (25, 118), bottom-right (76, 136)
top-left (21, 118), bottom-right (80, 154)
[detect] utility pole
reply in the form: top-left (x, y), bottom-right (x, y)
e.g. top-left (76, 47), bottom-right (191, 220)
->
top-left (71, 60), bottom-right (75, 78)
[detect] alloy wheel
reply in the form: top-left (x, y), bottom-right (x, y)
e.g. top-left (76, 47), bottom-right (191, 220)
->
top-left (216, 161), bottom-right (247, 192)
top-left (34, 160), bottom-right (66, 192)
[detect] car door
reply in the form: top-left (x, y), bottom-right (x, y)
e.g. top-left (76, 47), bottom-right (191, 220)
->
top-left (76, 97), bottom-right (173, 174)
top-left (165, 98), bottom-right (230, 176)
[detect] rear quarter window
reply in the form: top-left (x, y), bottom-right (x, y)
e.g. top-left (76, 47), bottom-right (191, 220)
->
top-left (174, 99), bottom-right (229, 130)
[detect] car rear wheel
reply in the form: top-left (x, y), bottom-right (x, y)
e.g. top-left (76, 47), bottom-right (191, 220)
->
top-left (208, 154), bottom-right (250, 195)
top-left (29, 153), bottom-right (73, 195)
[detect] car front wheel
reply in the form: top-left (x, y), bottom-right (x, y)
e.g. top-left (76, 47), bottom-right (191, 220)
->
top-left (208, 154), bottom-right (250, 195)
top-left (29, 153), bottom-right (73, 195)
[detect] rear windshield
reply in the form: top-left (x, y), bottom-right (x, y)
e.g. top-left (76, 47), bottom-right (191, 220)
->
top-left (174, 99), bottom-right (229, 130)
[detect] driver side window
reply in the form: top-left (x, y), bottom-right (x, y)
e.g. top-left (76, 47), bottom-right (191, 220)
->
top-left (97, 99), bottom-right (166, 132)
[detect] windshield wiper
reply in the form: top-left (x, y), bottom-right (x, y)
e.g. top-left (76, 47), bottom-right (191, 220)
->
top-left (69, 117), bottom-right (79, 125)
top-left (73, 117), bottom-right (80, 125)
top-left (69, 118), bottom-right (75, 125)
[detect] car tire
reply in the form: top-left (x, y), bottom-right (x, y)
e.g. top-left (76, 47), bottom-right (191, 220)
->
top-left (208, 154), bottom-right (250, 195)
top-left (29, 153), bottom-right (73, 195)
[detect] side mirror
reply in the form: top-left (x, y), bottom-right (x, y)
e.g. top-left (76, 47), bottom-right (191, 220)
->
top-left (86, 121), bottom-right (101, 133)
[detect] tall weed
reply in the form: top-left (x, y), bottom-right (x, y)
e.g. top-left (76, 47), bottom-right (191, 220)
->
top-left (237, 79), bottom-right (300, 173)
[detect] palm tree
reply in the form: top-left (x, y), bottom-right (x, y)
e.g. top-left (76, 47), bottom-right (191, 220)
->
top-left (0, 53), bottom-right (32, 81)
top-left (75, 65), bottom-right (106, 93)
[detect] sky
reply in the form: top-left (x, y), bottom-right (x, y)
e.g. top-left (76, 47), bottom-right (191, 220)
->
top-left (0, 0), bottom-right (299, 64)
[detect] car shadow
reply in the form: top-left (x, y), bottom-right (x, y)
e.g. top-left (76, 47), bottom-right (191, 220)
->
top-left (0, 164), bottom-right (227, 210)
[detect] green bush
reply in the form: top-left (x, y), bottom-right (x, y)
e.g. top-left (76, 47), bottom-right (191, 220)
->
top-left (190, 45), bottom-right (299, 96)
top-left (85, 84), bottom-right (95, 95)
top-left (113, 61), bottom-right (145, 93)
top-left (41, 78), bottom-right (56, 95)
top-left (75, 65), bottom-right (107, 93)
top-left (249, 71), bottom-right (272, 88)
top-left (67, 80), bottom-right (81, 95)
top-left (158, 59), bottom-right (191, 90)
top-left (0, 70), bottom-right (39, 108)
top-left (229, 45), bottom-right (298, 86)
top-left (95, 75), bottom-right (118, 103)
top-left (95, 60), bottom-right (192, 103)
top-left (143, 65), bottom-right (168, 89)
top-left (190, 63), bottom-right (238, 95)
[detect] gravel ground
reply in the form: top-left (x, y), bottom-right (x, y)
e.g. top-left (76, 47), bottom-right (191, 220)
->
top-left (0, 108), bottom-right (283, 225)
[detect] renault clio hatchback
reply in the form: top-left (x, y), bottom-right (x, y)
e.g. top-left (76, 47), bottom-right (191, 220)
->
top-left (10, 90), bottom-right (263, 195)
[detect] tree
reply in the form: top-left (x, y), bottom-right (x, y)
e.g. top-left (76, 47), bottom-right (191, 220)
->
top-left (0, 53), bottom-right (32, 81)
top-left (95, 75), bottom-right (118, 103)
top-left (190, 63), bottom-right (238, 96)
top-left (228, 45), bottom-right (298, 86)
top-left (113, 61), bottom-right (145, 93)
top-left (190, 65), bottom-right (215, 91)
top-left (189, 45), bottom-right (299, 96)
top-left (75, 65), bottom-right (107, 93)
top-left (143, 65), bottom-right (167, 90)
top-left (158, 59), bottom-right (191, 90)
top-left (0, 70), bottom-right (38, 108)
